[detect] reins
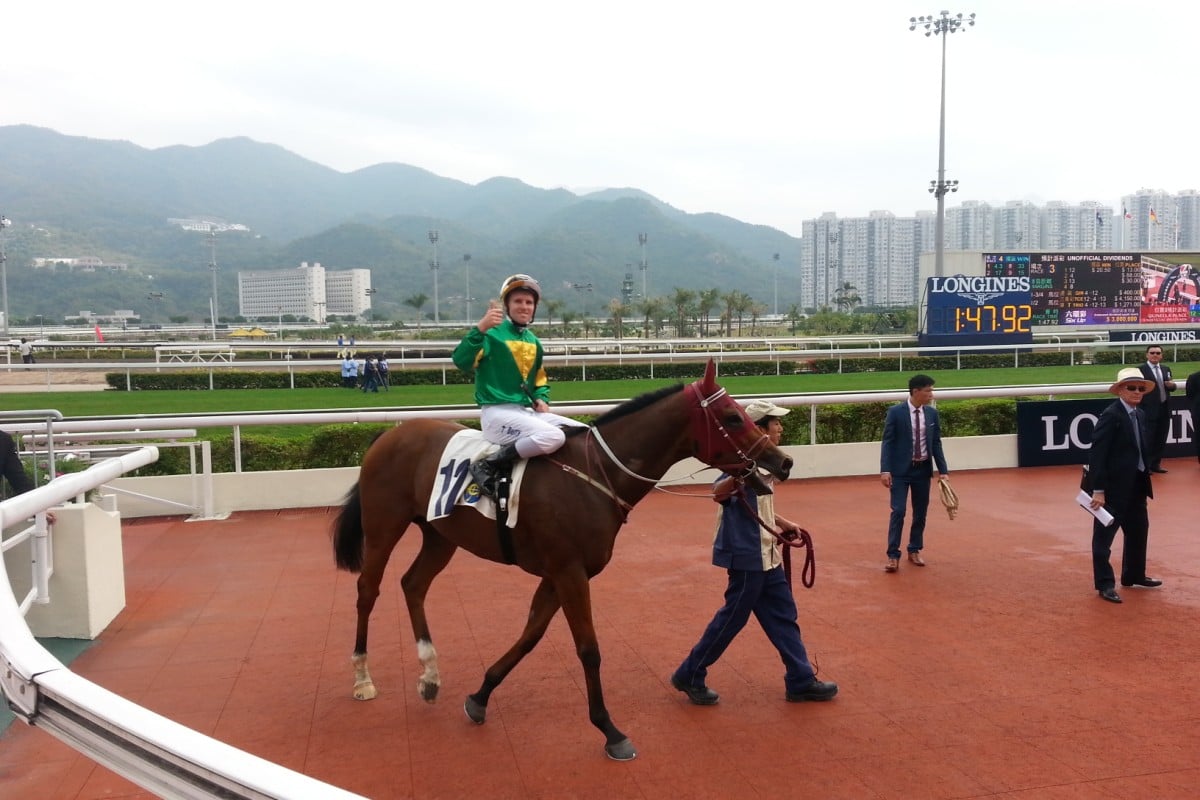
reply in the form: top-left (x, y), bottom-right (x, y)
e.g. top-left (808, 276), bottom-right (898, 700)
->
top-left (733, 483), bottom-right (816, 589)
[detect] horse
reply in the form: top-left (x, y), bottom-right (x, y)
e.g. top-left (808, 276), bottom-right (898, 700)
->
top-left (332, 359), bottom-right (793, 760)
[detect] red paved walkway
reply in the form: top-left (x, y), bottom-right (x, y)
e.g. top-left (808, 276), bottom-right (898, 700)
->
top-left (3, 462), bottom-right (1199, 799)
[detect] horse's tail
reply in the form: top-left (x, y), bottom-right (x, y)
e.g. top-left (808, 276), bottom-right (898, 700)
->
top-left (333, 482), bottom-right (365, 573)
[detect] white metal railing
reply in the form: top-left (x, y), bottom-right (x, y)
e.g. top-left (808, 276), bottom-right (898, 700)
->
top-left (0, 447), bottom-right (367, 800)
top-left (28, 380), bottom-right (1122, 476)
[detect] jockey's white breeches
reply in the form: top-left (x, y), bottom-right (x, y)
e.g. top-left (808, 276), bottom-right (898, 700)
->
top-left (480, 404), bottom-right (587, 458)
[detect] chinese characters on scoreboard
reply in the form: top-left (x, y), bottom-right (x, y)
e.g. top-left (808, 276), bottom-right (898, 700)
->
top-left (983, 253), bottom-right (1200, 327)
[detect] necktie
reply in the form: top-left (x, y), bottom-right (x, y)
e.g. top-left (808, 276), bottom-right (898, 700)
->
top-left (1131, 409), bottom-right (1146, 472)
top-left (1153, 364), bottom-right (1165, 401)
top-left (913, 408), bottom-right (924, 460)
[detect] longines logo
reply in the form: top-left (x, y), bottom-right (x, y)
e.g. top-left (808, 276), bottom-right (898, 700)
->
top-left (1017, 398), bottom-right (1195, 467)
top-left (929, 276), bottom-right (1030, 305)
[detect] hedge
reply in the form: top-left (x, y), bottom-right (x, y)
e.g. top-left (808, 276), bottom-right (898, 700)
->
top-left (117, 397), bottom-right (1019, 476)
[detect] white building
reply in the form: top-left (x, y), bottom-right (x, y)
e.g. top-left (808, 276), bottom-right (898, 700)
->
top-left (238, 262), bottom-right (368, 323)
top-left (324, 269), bottom-right (373, 318)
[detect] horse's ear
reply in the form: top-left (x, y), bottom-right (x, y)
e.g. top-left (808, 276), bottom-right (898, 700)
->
top-left (701, 358), bottom-right (717, 391)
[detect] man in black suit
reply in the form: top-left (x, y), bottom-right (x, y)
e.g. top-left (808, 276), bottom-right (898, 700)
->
top-left (1186, 370), bottom-right (1200, 464)
top-left (1137, 344), bottom-right (1177, 473)
top-left (1087, 368), bottom-right (1162, 604)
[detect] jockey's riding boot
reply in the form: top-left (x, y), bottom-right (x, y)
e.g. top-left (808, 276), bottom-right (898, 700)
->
top-left (471, 443), bottom-right (520, 497)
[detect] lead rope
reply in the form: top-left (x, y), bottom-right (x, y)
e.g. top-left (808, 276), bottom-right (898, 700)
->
top-left (733, 484), bottom-right (815, 589)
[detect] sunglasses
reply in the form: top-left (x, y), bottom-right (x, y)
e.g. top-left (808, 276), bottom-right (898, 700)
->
top-left (1120, 384), bottom-right (1149, 393)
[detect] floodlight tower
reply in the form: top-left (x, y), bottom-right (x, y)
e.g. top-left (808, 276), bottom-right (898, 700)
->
top-left (638, 233), bottom-right (648, 298)
top-left (428, 230), bottom-right (441, 324)
top-left (0, 214), bottom-right (11, 338)
top-left (462, 253), bottom-right (473, 321)
top-left (208, 227), bottom-right (220, 340)
top-left (910, 10), bottom-right (975, 278)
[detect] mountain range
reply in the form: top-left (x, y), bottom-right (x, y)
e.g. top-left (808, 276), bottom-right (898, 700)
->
top-left (0, 125), bottom-right (801, 323)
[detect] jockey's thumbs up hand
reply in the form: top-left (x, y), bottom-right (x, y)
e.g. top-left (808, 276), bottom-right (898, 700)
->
top-left (478, 299), bottom-right (504, 332)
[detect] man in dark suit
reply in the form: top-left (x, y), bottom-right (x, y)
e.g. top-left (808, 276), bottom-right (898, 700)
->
top-left (1186, 370), bottom-right (1200, 464)
top-left (1137, 344), bottom-right (1177, 473)
top-left (0, 429), bottom-right (34, 496)
top-left (880, 374), bottom-right (949, 573)
top-left (1087, 368), bottom-right (1162, 604)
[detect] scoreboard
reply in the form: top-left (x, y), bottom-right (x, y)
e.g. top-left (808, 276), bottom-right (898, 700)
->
top-left (990, 253), bottom-right (1146, 326)
top-left (922, 252), bottom-right (1200, 347)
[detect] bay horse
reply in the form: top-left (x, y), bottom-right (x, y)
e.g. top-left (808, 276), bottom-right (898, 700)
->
top-left (332, 359), bottom-right (792, 760)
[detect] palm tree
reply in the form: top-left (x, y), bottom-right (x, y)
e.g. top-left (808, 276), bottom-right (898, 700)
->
top-left (542, 298), bottom-right (564, 334)
top-left (786, 303), bottom-right (803, 335)
top-left (834, 282), bottom-right (862, 314)
top-left (403, 293), bottom-right (428, 335)
top-left (608, 298), bottom-right (628, 339)
top-left (638, 297), bottom-right (667, 339)
top-left (559, 309), bottom-right (577, 337)
top-left (722, 290), bottom-right (754, 336)
top-left (669, 287), bottom-right (695, 338)
top-left (696, 288), bottom-right (721, 336)
top-left (749, 302), bottom-right (768, 335)
top-left (721, 291), bottom-right (737, 337)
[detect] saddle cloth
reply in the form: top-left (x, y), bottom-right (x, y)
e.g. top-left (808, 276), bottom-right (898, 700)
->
top-left (426, 429), bottom-right (528, 527)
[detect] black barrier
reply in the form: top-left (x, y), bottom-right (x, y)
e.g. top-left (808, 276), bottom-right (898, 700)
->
top-left (1017, 396), bottom-right (1194, 466)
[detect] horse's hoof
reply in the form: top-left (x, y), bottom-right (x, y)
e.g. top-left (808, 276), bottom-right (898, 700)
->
top-left (353, 682), bottom-right (377, 701)
top-left (418, 681), bottom-right (439, 703)
top-left (464, 696), bottom-right (487, 725)
top-left (605, 738), bottom-right (637, 762)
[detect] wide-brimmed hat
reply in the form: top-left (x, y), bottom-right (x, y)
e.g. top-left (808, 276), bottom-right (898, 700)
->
top-left (1109, 367), bottom-right (1153, 395)
top-left (744, 399), bottom-right (789, 422)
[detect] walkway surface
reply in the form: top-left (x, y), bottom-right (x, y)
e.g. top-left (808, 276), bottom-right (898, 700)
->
top-left (2, 462), bottom-right (1199, 799)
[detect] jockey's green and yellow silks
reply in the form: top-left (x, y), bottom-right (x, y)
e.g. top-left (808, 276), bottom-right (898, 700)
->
top-left (452, 320), bottom-right (550, 407)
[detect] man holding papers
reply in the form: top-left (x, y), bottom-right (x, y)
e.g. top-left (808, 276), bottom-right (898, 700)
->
top-left (1086, 368), bottom-right (1162, 604)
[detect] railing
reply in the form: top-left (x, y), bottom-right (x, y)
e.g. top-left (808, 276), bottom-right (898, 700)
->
top-left (0, 448), bottom-right (368, 800)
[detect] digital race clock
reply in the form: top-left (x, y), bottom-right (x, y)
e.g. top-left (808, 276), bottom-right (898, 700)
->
top-left (923, 275), bottom-right (1035, 345)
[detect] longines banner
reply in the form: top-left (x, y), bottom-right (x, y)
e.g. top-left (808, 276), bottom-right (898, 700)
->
top-left (1107, 329), bottom-right (1199, 343)
top-left (1016, 397), bottom-right (1194, 466)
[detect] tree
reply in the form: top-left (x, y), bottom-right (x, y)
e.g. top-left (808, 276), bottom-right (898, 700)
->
top-left (696, 288), bottom-right (721, 337)
top-left (669, 287), bottom-right (696, 338)
top-left (749, 302), bottom-right (768, 336)
top-left (608, 298), bottom-right (628, 339)
top-left (834, 282), bottom-right (862, 314)
top-left (542, 298), bottom-right (564, 335)
top-left (559, 309), bottom-right (577, 337)
top-left (638, 297), bottom-right (667, 338)
top-left (786, 303), bottom-right (803, 334)
top-left (403, 293), bottom-right (429, 334)
top-left (722, 290), bottom-right (753, 335)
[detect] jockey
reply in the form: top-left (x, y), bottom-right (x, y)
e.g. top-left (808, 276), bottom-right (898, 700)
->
top-left (451, 273), bottom-right (586, 496)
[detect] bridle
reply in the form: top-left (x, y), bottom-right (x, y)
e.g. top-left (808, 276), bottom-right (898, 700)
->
top-left (685, 381), bottom-right (773, 478)
top-left (549, 378), bottom-right (775, 511)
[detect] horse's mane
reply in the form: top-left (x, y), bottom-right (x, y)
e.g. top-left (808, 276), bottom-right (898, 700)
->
top-left (564, 383), bottom-right (685, 437)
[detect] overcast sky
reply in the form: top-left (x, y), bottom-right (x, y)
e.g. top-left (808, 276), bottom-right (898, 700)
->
top-left (6, 1), bottom-right (1198, 237)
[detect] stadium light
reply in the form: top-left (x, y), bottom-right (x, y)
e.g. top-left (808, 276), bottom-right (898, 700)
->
top-left (0, 214), bottom-right (11, 338)
top-left (428, 230), bottom-right (440, 325)
top-left (910, 10), bottom-right (976, 278)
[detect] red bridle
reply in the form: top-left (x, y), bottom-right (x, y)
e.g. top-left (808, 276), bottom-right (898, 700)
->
top-left (686, 381), bottom-right (772, 476)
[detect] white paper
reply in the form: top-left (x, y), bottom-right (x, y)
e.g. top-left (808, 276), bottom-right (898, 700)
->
top-left (1076, 489), bottom-right (1114, 526)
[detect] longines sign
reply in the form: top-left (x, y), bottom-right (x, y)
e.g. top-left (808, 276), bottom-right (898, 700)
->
top-left (1108, 329), bottom-right (1198, 342)
top-left (1017, 398), bottom-right (1194, 466)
